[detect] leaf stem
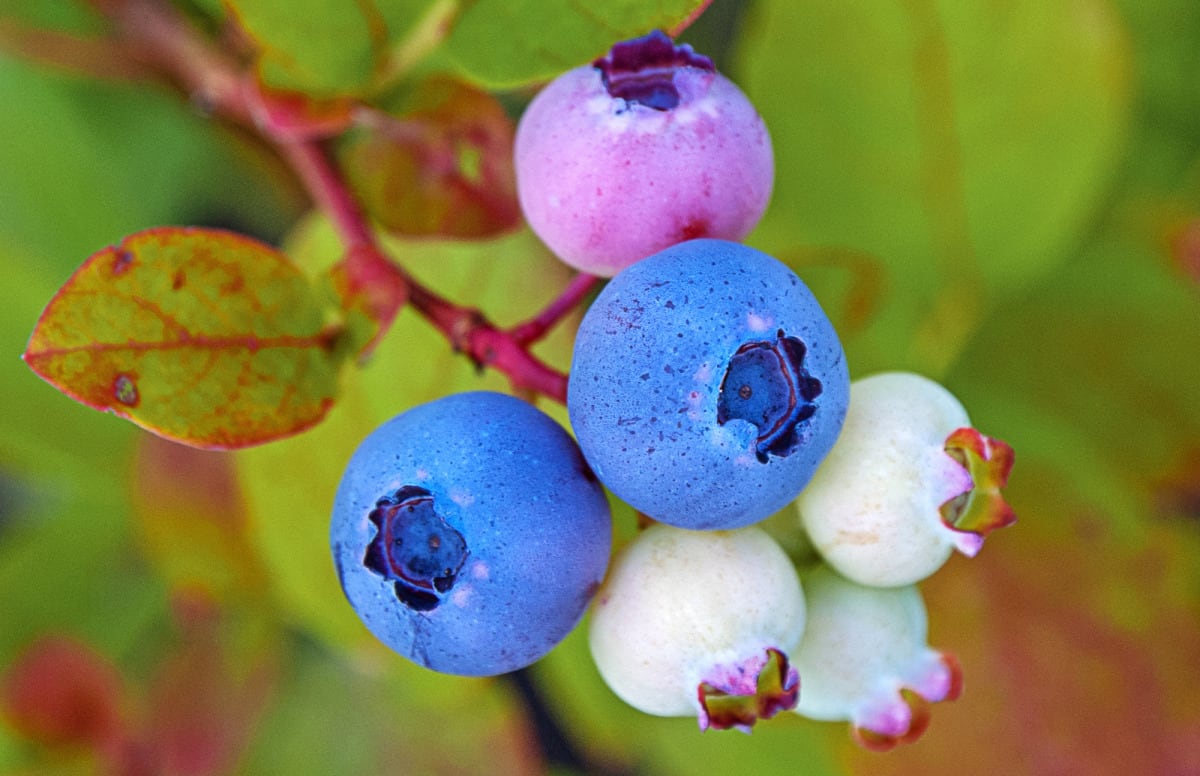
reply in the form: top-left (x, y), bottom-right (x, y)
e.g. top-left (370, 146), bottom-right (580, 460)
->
top-left (84, 0), bottom-right (578, 403)
top-left (276, 140), bottom-right (377, 250)
top-left (106, 0), bottom-right (248, 122)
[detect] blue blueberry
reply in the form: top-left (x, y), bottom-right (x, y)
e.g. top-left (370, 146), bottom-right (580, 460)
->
top-left (567, 239), bottom-right (849, 530)
top-left (331, 391), bottom-right (612, 676)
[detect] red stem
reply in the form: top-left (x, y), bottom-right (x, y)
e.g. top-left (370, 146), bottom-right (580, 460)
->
top-left (510, 273), bottom-right (601, 346)
top-left (110, 0), bottom-right (248, 122)
top-left (277, 140), bottom-right (376, 250)
top-left (92, 0), bottom-right (580, 403)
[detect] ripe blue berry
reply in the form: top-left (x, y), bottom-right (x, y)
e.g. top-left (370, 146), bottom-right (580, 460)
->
top-left (514, 30), bottom-right (774, 276)
top-left (331, 391), bottom-right (612, 676)
top-left (567, 238), bottom-right (849, 530)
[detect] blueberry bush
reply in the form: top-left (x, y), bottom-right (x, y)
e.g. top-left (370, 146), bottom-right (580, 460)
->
top-left (2, 1), bottom-right (1199, 774)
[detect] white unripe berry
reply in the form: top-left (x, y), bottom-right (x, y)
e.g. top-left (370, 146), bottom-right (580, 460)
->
top-left (792, 565), bottom-right (961, 750)
top-left (796, 371), bottom-right (1014, 587)
top-left (588, 524), bottom-right (805, 731)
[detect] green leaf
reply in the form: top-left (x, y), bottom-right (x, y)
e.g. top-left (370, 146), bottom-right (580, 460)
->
top-left (0, 56), bottom-right (301, 274)
top-left (242, 641), bottom-right (536, 775)
top-left (0, 477), bottom-right (165, 661)
top-left (739, 0), bottom-right (1131, 374)
top-left (442, 0), bottom-right (711, 89)
top-left (0, 0), bottom-right (105, 32)
top-left (227, 0), bottom-right (384, 95)
top-left (23, 227), bottom-right (340, 450)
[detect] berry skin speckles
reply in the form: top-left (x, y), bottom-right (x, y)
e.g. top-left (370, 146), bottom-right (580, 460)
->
top-left (568, 238), bottom-right (849, 530)
top-left (515, 30), bottom-right (774, 276)
top-left (330, 391), bottom-right (612, 676)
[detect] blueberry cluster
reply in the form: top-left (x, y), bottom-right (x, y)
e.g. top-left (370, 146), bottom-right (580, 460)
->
top-left (329, 31), bottom-right (1015, 748)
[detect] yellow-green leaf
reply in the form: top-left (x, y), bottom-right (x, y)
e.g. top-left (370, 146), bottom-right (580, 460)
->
top-left (442, 0), bottom-right (711, 88)
top-left (23, 227), bottom-right (339, 450)
top-left (226, 0), bottom-right (384, 96)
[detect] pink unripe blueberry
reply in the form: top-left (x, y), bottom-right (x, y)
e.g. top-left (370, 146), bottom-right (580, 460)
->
top-left (514, 30), bottom-right (774, 276)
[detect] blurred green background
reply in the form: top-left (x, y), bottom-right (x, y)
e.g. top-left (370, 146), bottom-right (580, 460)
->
top-left (1, 0), bottom-right (1198, 774)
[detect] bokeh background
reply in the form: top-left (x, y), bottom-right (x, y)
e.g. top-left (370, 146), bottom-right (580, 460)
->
top-left (2, 0), bottom-right (1198, 774)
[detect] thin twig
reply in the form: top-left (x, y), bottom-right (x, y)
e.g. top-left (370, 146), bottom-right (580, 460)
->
top-left (510, 273), bottom-right (601, 346)
top-left (84, 0), bottom-right (585, 403)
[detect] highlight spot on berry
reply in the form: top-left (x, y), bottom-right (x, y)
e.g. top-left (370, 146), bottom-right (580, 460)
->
top-left (717, 330), bottom-right (822, 463)
top-left (363, 485), bottom-right (468, 611)
top-left (593, 29), bottom-right (714, 110)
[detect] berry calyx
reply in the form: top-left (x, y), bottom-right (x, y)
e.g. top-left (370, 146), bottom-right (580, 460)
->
top-left (717, 330), bottom-right (823, 463)
top-left (362, 485), bottom-right (469, 611)
top-left (593, 29), bottom-right (713, 110)
top-left (940, 427), bottom-right (1017, 554)
top-left (698, 648), bottom-right (799, 732)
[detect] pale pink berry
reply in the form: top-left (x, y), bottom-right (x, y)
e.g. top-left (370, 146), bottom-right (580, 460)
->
top-left (514, 30), bottom-right (774, 276)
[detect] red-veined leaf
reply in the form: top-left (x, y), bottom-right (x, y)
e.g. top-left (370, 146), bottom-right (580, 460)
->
top-left (343, 76), bottom-right (521, 239)
top-left (23, 227), bottom-right (339, 450)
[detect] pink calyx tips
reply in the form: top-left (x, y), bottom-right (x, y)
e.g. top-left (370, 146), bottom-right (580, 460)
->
top-left (593, 30), bottom-right (714, 111)
top-left (850, 652), bottom-right (963, 751)
top-left (940, 427), bottom-right (1017, 556)
top-left (697, 648), bottom-right (799, 733)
